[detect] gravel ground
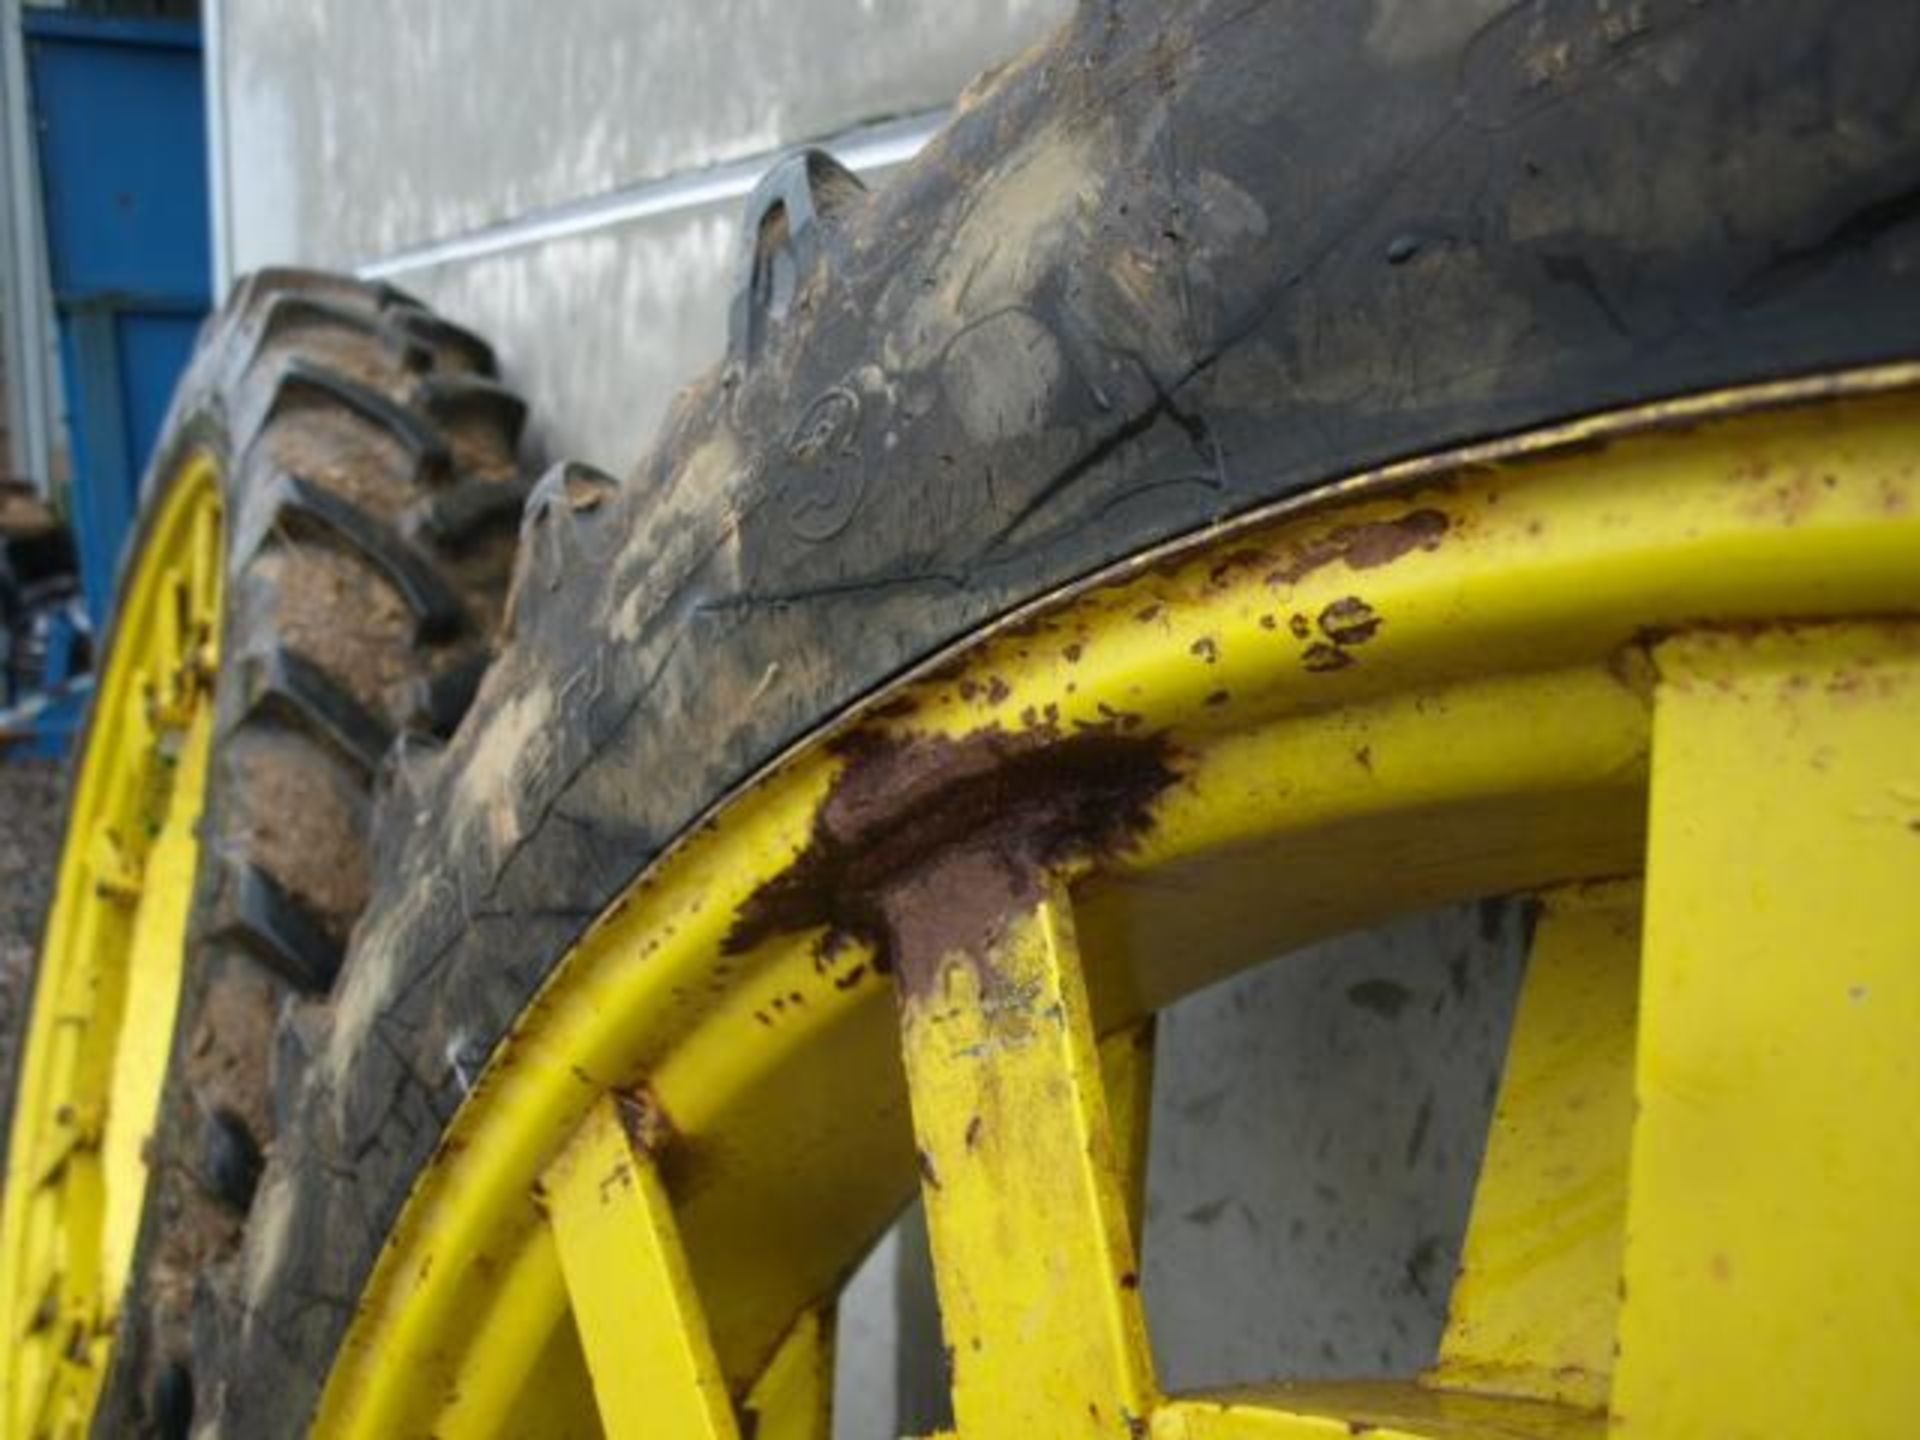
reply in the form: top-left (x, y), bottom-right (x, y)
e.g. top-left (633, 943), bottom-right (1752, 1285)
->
top-left (1, 758), bottom-right (67, 1143)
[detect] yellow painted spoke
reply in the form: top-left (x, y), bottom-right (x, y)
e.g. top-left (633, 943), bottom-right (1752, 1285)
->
top-left (431, 1226), bottom-right (574, 1438)
top-left (1100, 1020), bottom-right (1156, 1242)
top-left (543, 1095), bottom-right (738, 1440)
top-left (1615, 624), bottom-right (1920, 1435)
top-left (190, 493), bottom-right (221, 634)
top-left (491, 1315), bottom-right (604, 1440)
top-left (898, 878), bottom-right (1155, 1438)
top-left (1151, 1383), bottom-right (1602, 1439)
top-left (1430, 881), bottom-right (1639, 1410)
top-left (85, 820), bottom-right (142, 906)
top-left (102, 700), bottom-right (213, 1294)
top-left (741, 1307), bottom-right (833, 1440)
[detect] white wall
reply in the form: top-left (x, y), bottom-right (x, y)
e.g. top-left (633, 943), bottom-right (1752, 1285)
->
top-left (214, 0), bottom-right (1065, 472)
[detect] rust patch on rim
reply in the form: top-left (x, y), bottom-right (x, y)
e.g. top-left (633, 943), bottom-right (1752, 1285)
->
top-left (612, 1084), bottom-right (676, 1157)
top-left (1264, 507), bottom-right (1451, 589)
top-left (723, 724), bottom-right (1180, 1003)
top-left (1318, 596), bottom-right (1382, 645)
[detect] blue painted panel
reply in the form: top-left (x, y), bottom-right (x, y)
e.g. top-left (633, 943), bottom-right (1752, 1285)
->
top-left (53, 314), bottom-right (128, 624)
top-left (120, 310), bottom-right (202, 480)
top-left (24, 12), bottom-right (211, 630)
top-left (25, 14), bottom-right (209, 299)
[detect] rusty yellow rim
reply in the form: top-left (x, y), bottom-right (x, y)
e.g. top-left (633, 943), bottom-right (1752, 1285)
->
top-left (0, 455), bottom-right (223, 1436)
top-left (316, 369), bottom-right (1920, 1440)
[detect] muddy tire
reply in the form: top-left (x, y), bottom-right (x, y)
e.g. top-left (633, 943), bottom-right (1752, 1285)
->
top-left (121, 3), bottom-right (1920, 1434)
top-left (28, 271), bottom-right (532, 1433)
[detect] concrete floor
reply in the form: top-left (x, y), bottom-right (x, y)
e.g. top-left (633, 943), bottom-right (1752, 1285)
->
top-left (0, 758), bottom-right (64, 1175)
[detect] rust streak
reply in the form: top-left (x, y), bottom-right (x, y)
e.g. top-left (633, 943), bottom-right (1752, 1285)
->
top-left (1264, 507), bottom-right (1451, 589)
top-left (723, 724), bottom-right (1179, 1004)
top-left (1302, 642), bottom-right (1354, 673)
top-left (612, 1085), bottom-right (676, 1157)
top-left (1318, 596), bottom-right (1382, 645)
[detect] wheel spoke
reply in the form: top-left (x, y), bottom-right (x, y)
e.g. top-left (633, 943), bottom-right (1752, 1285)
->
top-left (1615, 625), bottom-right (1920, 1435)
top-left (543, 1094), bottom-right (738, 1440)
top-left (103, 701), bottom-right (214, 1294)
top-left (1429, 881), bottom-right (1640, 1409)
top-left (190, 490), bottom-right (221, 630)
top-left (742, 1308), bottom-right (833, 1440)
top-left (432, 1225), bottom-right (576, 1438)
top-left (1151, 1383), bottom-right (1602, 1438)
top-left (896, 876), bottom-right (1155, 1437)
top-left (1100, 1020), bottom-right (1156, 1242)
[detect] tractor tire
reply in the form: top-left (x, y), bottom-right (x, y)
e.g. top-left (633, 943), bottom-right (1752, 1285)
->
top-left (0, 269), bottom-right (531, 1435)
top-left (34, 1), bottom-right (1920, 1435)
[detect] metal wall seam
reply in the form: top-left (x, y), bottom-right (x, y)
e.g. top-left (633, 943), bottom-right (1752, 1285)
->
top-left (203, 0), bottom-right (232, 298)
top-left (1, 0), bottom-right (55, 492)
top-left (354, 108), bottom-right (947, 282)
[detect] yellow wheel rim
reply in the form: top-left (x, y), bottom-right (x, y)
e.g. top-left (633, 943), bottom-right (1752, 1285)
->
top-left (1, 454), bottom-right (223, 1436)
top-left (315, 371), bottom-right (1920, 1440)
